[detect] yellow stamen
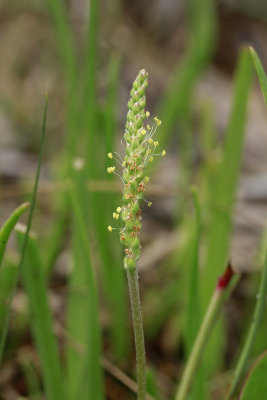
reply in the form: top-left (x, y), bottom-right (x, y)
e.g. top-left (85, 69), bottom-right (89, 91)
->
top-left (107, 166), bottom-right (116, 174)
top-left (108, 226), bottom-right (113, 232)
top-left (108, 152), bottom-right (113, 159)
top-left (154, 116), bottom-right (162, 126)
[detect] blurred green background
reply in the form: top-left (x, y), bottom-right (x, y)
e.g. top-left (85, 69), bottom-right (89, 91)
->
top-left (1, 0), bottom-right (267, 399)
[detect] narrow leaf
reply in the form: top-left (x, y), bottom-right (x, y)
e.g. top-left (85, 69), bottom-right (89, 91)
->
top-left (239, 351), bottom-right (267, 400)
top-left (0, 96), bottom-right (48, 365)
top-left (16, 227), bottom-right (65, 400)
top-left (225, 250), bottom-right (267, 399)
top-left (0, 202), bottom-right (29, 268)
top-left (249, 46), bottom-right (267, 106)
top-left (67, 179), bottom-right (104, 400)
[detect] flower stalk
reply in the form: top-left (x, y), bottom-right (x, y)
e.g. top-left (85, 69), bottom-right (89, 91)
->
top-left (107, 69), bottom-right (165, 399)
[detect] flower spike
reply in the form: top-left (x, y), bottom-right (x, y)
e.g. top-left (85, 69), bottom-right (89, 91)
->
top-left (107, 69), bottom-right (164, 271)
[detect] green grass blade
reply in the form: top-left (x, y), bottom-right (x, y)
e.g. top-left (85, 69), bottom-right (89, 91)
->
top-left (156, 0), bottom-right (216, 148)
top-left (204, 47), bottom-right (253, 305)
top-left (22, 359), bottom-right (42, 400)
top-left (186, 188), bottom-right (201, 354)
top-left (83, 0), bottom-right (99, 166)
top-left (202, 47), bottom-right (253, 376)
top-left (66, 224), bottom-right (90, 399)
top-left (249, 46), bottom-right (267, 105)
top-left (238, 351), bottom-right (267, 400)
top-left (104, 53), bottom-right (121, 154)
top-left (0, 264), bottom-right (18, 327)
top-left (67, 179), bottom-right (104, 400)
top-left (0, 202), bottom-right (29, 268)
top-left (43, 210), bottom-right (68, 276)
top-left (66, 168), bottom-right (92, 399)
top-left (16, 227), bottom-right (65, 400)
top-left (176, 265), bottom-right (239, 400)
top-left (146, 367), bottom-right (160, 400)
top-left (0, 96), bottom-right (48, 366)
top-left (184, 188), bottom-right (205, 400)
top-left (225, 251), bottom-right (267, 399)
top-left (45, 0), bottom-right (78, 159)
top-left (45, 0), bottom-right (76, 74)
top-left (43, 0), bottom-right (79, 276)
top-left (101, 53), bottom-right (128, 358)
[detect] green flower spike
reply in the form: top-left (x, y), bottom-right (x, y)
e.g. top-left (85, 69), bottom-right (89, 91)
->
top-left (107, 69), bottom-right (165, 400)
top-left (107, 69), bottom-right (164, 271)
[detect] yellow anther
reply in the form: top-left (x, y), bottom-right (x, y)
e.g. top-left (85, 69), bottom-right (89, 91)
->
top-left (149, 156), bottom-right (154, 162)
top-left (154, 116), bottom-right (162, 126)
top-left (141, 129), bottom-right (147, 136)
top-left (108, 152), bottom-right (113, 159)
top-left (107, 166), bottom-right (116, 174)
top-left (146, 111), bottom-right (150, 117)
top-left (153, 141), bottom-right (159, 147)
top-left (144, 176), bottom-right (149, 183)
top-left (122, 161), bottom-right (126, 167)
top-left (148, 138), bottom-right (153, 144)
top-left (148, 202), bottom-right (152, 207)
top-left (116, 213), bottom-right (120, 220)
top-left (116, 207), bottom-right (122, 213)
top-left (113, 212), bottom-right (117, 219)
top-left (108, 226), bottom-right (113, 232)
top-left (147, 124), bottom-right (151, 130)
top-left (161, 150), bottom-right (166, 157)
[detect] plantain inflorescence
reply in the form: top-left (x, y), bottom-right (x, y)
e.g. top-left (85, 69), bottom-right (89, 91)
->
top-left (107, 69), bottom-right (166, 270)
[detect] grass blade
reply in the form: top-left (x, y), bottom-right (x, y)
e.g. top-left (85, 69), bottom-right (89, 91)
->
top-left (45, 0), bottom-right (78, 157)
top-left (66, 167), bottom-right (92, 399)
top-left (16, 226), bottom-right (65, 400)
top-left (225, 251), bottom-right (267, 399)
top-left (43, 0), bottom-right (79, 276)
top-left (0, 202), bottom-right (29, 268)
top-left (204, 47), bottom-right (253, 303)
top-left (0, 264), bottom-right (18, 327)
top-left (0, 96), bottom-right (48, 365)
top-left (67, 179), bottom-right (104, 400)
top-left (22, 359), bottom-right (42, 400)
top-left (101, 54), bottom-right (128, 359)
top-left (156, 0), bottom-right (216, 148)
top-left (176, 265), bottom-right (238, 400)
top-left (201, 48), bottom-right (253, 375)
top-left (249, 46), bottom-right (267, 105)
top-left (185, 188), bottom-right (201, 354)
top-left (184, 188), bottom-right (205, 400)
top-left (83, 0), bottom-right (99, 167)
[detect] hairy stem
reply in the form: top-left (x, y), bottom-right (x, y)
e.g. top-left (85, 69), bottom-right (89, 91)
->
top-left (127, 268), bottom-right (146, 400)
